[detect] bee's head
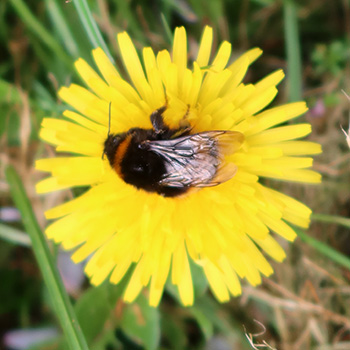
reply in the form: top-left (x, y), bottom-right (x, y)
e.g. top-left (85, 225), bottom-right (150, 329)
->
top-left (102, 133), bottom-right (126, 167)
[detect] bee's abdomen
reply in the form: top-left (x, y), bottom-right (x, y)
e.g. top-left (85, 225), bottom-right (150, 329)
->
top-left (119, 140), bottom-right (165, 189)
top-left (113, 135), bottom-right (132, 178)
top-left (118, 141), bottom-right (188, 197)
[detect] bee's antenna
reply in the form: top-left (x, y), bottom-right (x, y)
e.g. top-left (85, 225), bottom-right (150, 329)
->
top-left (102, 102), bottom-right (112, 160)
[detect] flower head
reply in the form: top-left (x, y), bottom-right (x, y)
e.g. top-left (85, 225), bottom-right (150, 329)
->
top-left (36, 27), bottom-right (321, 306)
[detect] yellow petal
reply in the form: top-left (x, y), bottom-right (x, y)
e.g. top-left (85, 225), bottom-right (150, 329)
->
top-left (211, 41), bottom-right (231, 72)
top-left (92, 47), bottom-right (120, 84)
top-left (75, 58), bottom-right (109, 98)
top-left (264, 156), bottom-right (314, 169)
top-left (63, 110), bottom-right (106, 135)
top-left (254, 69), bottom-right (285, 91)
top-left (143, 47), bottom-right (165, 105)
top-left (266, 169), bottom-right (322, 184)
top-left (247, 124), bottom-right (312, 145)
top-left (90, 261), bottom-right (114, 286)
top-left (259, 212), bottom-right (297, 241)
top-left (247, 102), bottom-right (308, 136)
top-left (58, 85), bottom-right (109, 125)
top-left (219, 256), bottom-right (242, 296)
top-left (110, 259), bottom-right (133, 284)
top-left (117, 32), bottom-right (152, 103)
top-left (196, 26), bottom-right (213, 67)
top-left (36, 156), bottom-right (104, 187)
top-left (228, 47), bottom-right (262, 72)
top-left (275, 141), bottom-right (322, 155)
top-left (36, 177), bottom-right (70, 193)
top-left (177, 250), bottom-right (194, 306)
top-left (203, 261), bottom-right (230, 302)
top-left (172, 26), bottom-right (187, 78)
top-left (240, 86), bottom-right (278, 116)
top-left (124, 263), bottom-right (144, 303)
top-left (254, 235), bottom-right (286, 262)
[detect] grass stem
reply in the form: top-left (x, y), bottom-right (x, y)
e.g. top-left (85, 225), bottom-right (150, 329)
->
top-left (72, 0), bottom-right (114, 62)
top-left (295, 226), bottom-right (350, 271)
top-left (283, 0), bottom-right (302, 102)
top-left (5, 166), bottom-right (89, 350)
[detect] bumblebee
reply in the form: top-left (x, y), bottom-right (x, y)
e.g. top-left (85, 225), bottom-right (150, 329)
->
top-left (103, 106), bottom-right (244, 197)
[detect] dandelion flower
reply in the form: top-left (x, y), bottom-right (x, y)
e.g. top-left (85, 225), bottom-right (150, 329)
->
top-left (36, 26), bottom-right (322, 306)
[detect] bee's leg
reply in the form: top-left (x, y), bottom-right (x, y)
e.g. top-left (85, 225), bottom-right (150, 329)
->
top-left (182, 104), bottom-right (191, 120)
top-left (176, 105), bottom-right (192, 136)
top-left (172, 125), bottom-right (192, 138)
top-left (150, 105), bottom-right (168, 134)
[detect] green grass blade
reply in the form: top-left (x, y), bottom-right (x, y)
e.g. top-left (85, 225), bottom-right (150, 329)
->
top-left (160, 13), bottom-right (173, 45)
top-left (9, 0), bottom-right (71, 66)
top-left (72, 0), bottom-right (114, 62)
top-left (312, 213), bottom-right (350, 228)
top-left (283, 0), bottom-right (302, 102)
top-left (114, 0), bottom-right (145, 43)
top-left (295, 226), bottom-right (350, 271)
top-left (0, 223), bottom-right (31, 247)
top-left (44, 0), bottom-right (80, 58)
top-left (0, 79), bottom-right (21, 103)
top-left (5, 165), bottom-right (89, 350)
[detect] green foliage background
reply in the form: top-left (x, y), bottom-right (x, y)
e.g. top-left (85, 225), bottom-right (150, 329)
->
top-left (1, 0), bottom-right (350, 349)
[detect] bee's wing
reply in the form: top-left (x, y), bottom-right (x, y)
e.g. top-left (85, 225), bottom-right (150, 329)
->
top-left (146, 131), bottom-right (244, 188)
